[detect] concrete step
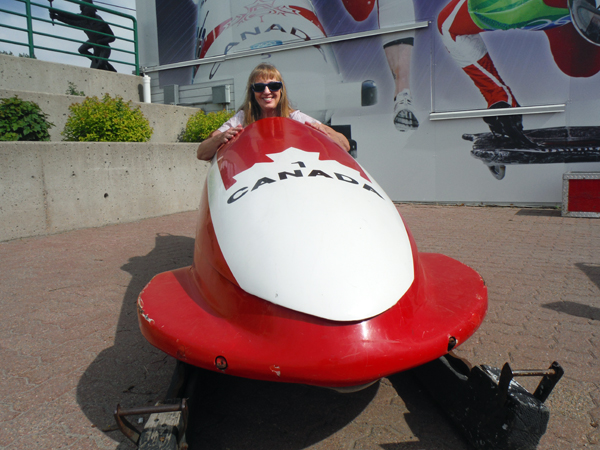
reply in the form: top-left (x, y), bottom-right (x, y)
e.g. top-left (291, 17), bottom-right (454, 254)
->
top-left (1, 55), bottom-right (202, 143)
top-left (1, 53), bottom-right (142, 101)
top-left (1, 88), bottom-right (200, 143)
top-left (1, 141), bottom-right (208, 241)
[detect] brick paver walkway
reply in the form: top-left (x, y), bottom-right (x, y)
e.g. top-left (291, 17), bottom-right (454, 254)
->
top-left (0, 205), bottom-right (598, 449)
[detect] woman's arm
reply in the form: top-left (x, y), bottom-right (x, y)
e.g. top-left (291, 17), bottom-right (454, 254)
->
top-left (196, 125), bottom-right (243, 161)
top-left (306, 122), bottom-right (351, 152)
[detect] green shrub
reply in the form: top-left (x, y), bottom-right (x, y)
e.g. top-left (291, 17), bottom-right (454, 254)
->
top-left (180, 109), bottom-right (235, 142)
top-left (66, 82), bottom-right (85, 96)
top-left (0, 96), bottom-right (54, 141)
top-left (0, 51), bottom-right (36, 58)
top-left (62, 94), bottom-right (153, 142)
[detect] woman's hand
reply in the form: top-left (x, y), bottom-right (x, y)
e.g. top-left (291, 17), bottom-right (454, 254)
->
top-left (196, 125), bottom-right (243, 160)
top-left (305, 121), bottom-right (351, 152)
top-left (219, 125), bottom-right (243, 145)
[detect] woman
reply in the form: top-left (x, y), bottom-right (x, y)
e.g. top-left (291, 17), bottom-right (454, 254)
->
top-left (196, 63), bottom-right (351, 160)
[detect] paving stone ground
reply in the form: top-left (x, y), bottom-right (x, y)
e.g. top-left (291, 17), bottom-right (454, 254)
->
top-left (0, 204), bottom-right (598, 449)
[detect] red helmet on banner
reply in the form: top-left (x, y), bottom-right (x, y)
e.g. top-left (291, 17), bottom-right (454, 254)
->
top-left (341, 0), bottom-right (376, 22)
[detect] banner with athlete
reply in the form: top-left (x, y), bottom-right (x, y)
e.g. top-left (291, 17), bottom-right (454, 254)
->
top-left (143, 0), bottom-right (600, 203)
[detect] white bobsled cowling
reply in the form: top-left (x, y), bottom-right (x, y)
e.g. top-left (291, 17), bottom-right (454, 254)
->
top-left (207, 125), bottom-right (415, 322)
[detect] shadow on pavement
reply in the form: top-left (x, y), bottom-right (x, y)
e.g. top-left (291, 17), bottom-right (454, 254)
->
top-left (576, 262), bottom-right (600, 291)
top-left (185, 369), bottom-right (377, 449)
top-left (186, 370), bottom-right (471, 449)
top-left (515, 208), bottom-right (562, 217)
top-left (541, 263), bottom-right (600, 321)
top-left (542, 301), bottom-right (600, 321)
top-left (386, 372), bottom-right (473, 450)
top-left (76, 233), bottom-right (195, 449)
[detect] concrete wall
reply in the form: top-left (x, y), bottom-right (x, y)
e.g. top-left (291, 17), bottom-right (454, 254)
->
top-left (0, 55), bottom-right (214, 242)
top-left (0, 142), bottom-right (209, 242)
top-left (1, 54), bottom-right (143, 101)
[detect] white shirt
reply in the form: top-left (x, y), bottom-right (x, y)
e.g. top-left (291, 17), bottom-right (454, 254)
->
top-left (218, 110), bottom-right (320, 132)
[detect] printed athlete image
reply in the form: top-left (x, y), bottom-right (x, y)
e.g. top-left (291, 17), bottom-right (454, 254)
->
top-left (193, 0), bottom-right (330, 81)
top-left (329, 0), bottom-right (420, 132)
top-left (438, 0), bottom-right (600, 145)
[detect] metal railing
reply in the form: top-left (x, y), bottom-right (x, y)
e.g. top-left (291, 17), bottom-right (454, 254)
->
top-left (0, 0), bottom-right (138, 74)
top-left (142, 21), bottom-right (428, 74)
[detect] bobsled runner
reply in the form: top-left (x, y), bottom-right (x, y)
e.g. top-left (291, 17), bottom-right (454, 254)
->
top-left (464, 126), bottom-right (600, 180)
top-left (136, 117), bottom-right (487, 390)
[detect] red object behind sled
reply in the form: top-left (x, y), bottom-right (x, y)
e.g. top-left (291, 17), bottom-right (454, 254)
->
top-left (562, 172), bottom-right (600, 217)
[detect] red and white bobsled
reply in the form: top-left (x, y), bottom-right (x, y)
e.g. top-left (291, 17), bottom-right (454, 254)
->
top-left (137, 118), bottom-right (487, 389)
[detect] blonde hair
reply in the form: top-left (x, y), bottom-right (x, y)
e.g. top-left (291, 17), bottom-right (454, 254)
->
top-left (240, 63), bottom-right (293, 126)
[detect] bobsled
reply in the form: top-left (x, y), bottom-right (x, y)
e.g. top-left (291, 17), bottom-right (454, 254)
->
top-left (137, 118), bottom-right (487, 390)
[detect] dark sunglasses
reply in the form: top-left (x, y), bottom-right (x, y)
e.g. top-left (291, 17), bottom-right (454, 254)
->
top-left (251, 81), bottom-right (283, 92)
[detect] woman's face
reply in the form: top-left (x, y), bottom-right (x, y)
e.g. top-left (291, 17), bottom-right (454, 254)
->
top-left (253, 77), bottom-right (281, 117)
